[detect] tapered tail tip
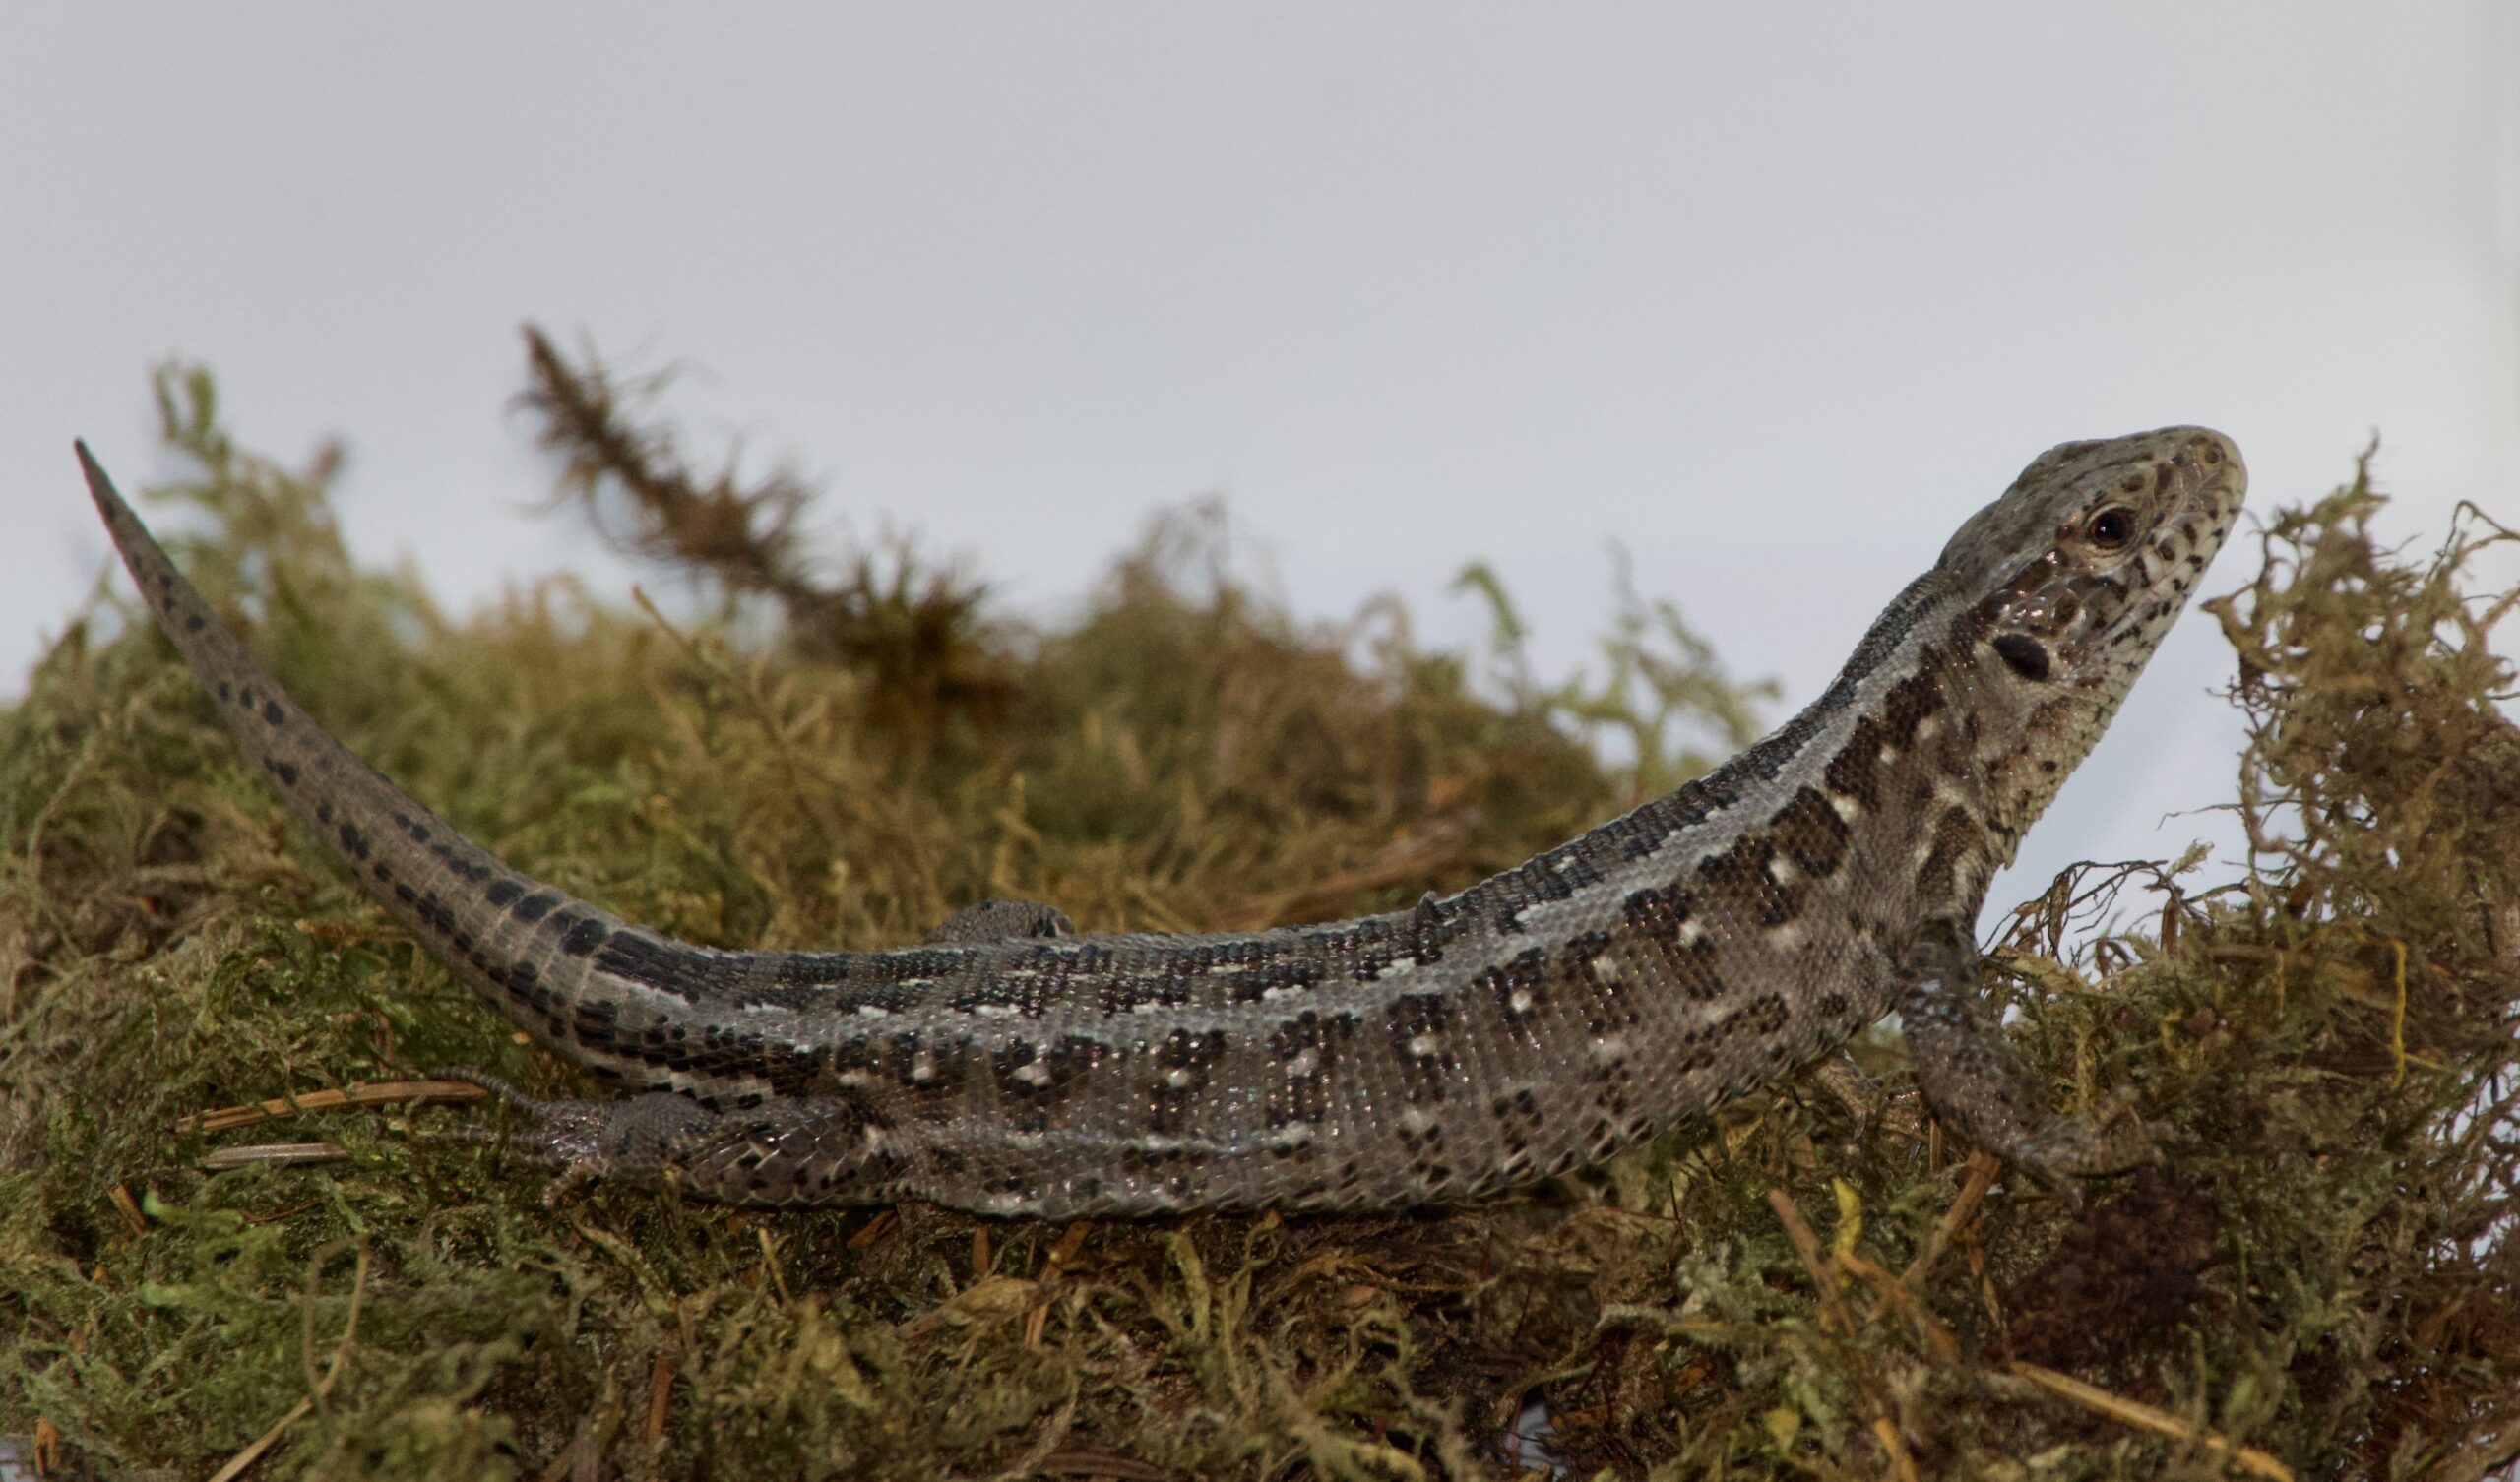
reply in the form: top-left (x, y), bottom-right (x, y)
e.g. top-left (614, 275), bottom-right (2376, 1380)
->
top-left (73, 439), bottom-right (132, 526)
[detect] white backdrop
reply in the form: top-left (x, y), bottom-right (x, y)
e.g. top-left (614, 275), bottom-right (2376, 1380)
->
top-left (4, 4), bottom-right (2513, 924)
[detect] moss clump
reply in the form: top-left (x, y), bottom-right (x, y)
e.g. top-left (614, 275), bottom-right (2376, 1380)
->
top-left (3, 352), bottom-right (2516, 1480)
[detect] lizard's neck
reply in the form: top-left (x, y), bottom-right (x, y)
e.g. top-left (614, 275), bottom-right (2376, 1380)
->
top-left (1451, 564), bottom-right (2010, 956)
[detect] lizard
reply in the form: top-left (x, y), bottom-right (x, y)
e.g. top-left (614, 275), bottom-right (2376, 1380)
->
top-left (75, 425), bottom-right (2243, 1218)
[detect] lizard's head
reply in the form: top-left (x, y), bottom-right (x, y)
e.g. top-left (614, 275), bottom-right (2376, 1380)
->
top-left (1936, 425), bottom-right (2246, 835)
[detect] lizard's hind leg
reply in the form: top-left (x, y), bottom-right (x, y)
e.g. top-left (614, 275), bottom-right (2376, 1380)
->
top-left (430, 897), bottom-right (1075, 1208)
top-left (445, 1071), bottom-right (902, 1209)
top-left (924, 898), bottom-right (1075, 944)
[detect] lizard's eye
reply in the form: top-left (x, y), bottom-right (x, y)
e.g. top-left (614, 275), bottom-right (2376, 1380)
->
top-left (2086, 508), bottom-right (2134, 550)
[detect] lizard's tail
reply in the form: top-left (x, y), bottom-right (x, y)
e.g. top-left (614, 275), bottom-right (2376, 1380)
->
top-left (78, 441), bottom-right (662, 1076)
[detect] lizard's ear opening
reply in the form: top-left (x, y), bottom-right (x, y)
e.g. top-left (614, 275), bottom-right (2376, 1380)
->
top-left (1990, 633), bottom-right (2052, 683)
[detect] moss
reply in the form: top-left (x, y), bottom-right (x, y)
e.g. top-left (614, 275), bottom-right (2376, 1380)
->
top-left (3, 356), bottom-right (2515, 1480)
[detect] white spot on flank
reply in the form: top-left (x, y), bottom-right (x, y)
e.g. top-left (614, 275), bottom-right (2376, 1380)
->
top-left (1408, 1032), bottom-right (1441, 1059)
top-left (853, 1004), bottom-right (892, 1019)
top-left (1400, 1106), bottom-right (1437, 1134)
top-left (1590, 955), bottom-right (1620, 983)
top-left (1767, 857), bottom-right (1800, 886)
top-left (1269, 1126), bottom-right (1316, 1151)
top-left (1914, 713), bottom-right (1941, 742)
top-left (1164, 1067), bottom-right (1194, 1089)
top-left (1260, 984), bottom-right (1308, 1002)
top-left (1013, 1059), bottom-right (1051, 1086)
top-left (1287, 1048), bottom-right (1319, 1077)
top-left (970, 1002), bottom-right (1018, 1019)
top-left (909, 1051), bottom-right (936, 1083)
top-left (1591, 1033), bottom-right (1630, 1061)
top-left (1508, 987), bottom-right (1537, 1016)
top-left (1880, 744), bottom-right (1902, 765)
top-left (1674, 919), bottom-right (1706, 949)
top-left (1829, 791), bottom-right (1863, 822)
top-left (1374, 957), bottom-right (1417, 980)
top-left (861, 1124), bottom-right (888, 1151)
top-left (1768, 921), bottom-right (1807, 951)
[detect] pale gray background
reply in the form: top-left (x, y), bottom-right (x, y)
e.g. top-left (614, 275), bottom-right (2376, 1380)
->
top-left (4, 4), bottom-right (2514, 924)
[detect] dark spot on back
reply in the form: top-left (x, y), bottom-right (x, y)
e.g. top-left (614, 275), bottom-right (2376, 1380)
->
top-left (1457, 947), bottom-right (1540, 1038)
top-left (1555, 927), bottom-right (1643, 1030)
top-left (1825, 716), bottom-right (1885, 812)
top-left (1877, 666), bottom-right (1943, 748)
top-left (1145, 1026), bottom-right (1230, 1133)
top-left (1388, 992), bottom-right (1459, 1101)
top-left (1667, 930), bottom-right (1726, 1002)
top-left (1697, 835), bottom-right (1798, 928)
top-left (1771, 786), bottom-right (1852, 879)
top-left (1914, 804), bottom-right (1985, 905)
top-left (1264, 1010), bottom-right (1354, 1130)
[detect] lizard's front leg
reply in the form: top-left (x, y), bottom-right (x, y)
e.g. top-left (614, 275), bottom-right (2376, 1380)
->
top-left (1899, 917), bottom-right (2154, 1203)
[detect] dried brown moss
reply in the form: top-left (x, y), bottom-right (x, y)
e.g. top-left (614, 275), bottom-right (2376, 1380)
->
top-left (2, 363), bottom-right (2515, 1481)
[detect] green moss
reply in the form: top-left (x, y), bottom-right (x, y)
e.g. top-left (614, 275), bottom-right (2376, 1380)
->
top-left (3, 357), bottom-right (2515, 1479)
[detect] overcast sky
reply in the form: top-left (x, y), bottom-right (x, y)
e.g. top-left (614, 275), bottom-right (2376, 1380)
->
top-left (4, 4), bottom-right (2514, 927)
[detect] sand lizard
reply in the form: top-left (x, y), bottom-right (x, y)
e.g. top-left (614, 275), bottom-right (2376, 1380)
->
top-left (77, 427), bottom-right (2242, 1217)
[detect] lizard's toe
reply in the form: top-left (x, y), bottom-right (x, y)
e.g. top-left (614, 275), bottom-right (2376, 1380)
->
top-left (2006, 1100), bottom-right (2159, 1206)
top-left (429, 1067), bottom-right (712, 1193)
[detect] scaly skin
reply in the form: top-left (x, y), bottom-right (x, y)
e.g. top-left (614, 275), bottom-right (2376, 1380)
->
top-left (79, 427), bottom-right (2242, 1216)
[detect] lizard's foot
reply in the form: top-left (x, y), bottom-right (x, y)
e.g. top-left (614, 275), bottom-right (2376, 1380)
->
top-left (1807, 1051), bottom-right (1887, 1143)
top-left (924, 898), bottom-right (1074, 945)
top-left (2002, 1089), bottom-right (2159, 1198)
top-left (432, 1071), bottom-right (893, 1209)
top-left (1897, 922), bottom-right (2157, 1206)
top-left (431, 1068), bottom-right (714, 1205)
